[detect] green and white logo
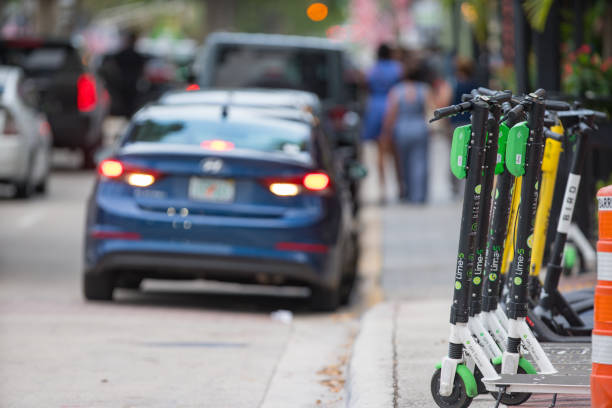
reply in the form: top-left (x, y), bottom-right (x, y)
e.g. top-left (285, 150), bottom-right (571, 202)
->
top-left (514, 277), bottom-right (523, 285)
top-left (489, 273), bottom-right (497, 282)
top-left (475, 184), bottom-right (482, 194)
top-left (473, 277), bottom-right (481, 285)
top-left (455, 281), bottom-right (462, 290)
top-left (527, 234), bottom-right (534, 248)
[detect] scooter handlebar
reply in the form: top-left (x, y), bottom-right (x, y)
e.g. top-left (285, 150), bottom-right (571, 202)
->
top-left (432, 101), bottom-right (472, 120)
top-left (544, 99), bottom-right (571, 111)
top-left (505, 104), bottom-right (525, 125)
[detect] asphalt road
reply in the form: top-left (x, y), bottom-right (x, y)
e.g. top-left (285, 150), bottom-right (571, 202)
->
top-left (0, 164), bottom-right (370, 408)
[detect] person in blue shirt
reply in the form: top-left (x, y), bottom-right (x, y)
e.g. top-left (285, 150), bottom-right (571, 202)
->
top-left (381, 63), bottom-right (433, 203)
top-left (363, 44), bottom-right (402, 202)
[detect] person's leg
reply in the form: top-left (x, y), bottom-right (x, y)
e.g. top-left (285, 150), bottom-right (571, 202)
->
top-left (376, 139), bottom-right (386, 202)
top-left (408, 137), bottom-right (428, 203)
top-left (393, 135), bottom-right (409, 200)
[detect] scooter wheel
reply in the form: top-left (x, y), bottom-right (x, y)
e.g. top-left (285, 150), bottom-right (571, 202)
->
top-left (430, 368), bottom-right (473, 408)
top-left (490, 365), bottom-right (531, 405)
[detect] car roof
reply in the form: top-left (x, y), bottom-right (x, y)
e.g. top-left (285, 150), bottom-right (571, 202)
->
top-left (205, 32), bottom-right (346, 52)
top-left (159, 88), bottom-right (321, 114)
top-left (0, 38), bottom-right (75, 49)
top-left (134, 103), bottom-right (314, 131)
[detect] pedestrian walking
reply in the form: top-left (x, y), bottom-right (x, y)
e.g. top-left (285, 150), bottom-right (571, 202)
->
top-left (381, 63), bottom-right (433, 204)
top-left (363, 44), bottom-right (402, 203)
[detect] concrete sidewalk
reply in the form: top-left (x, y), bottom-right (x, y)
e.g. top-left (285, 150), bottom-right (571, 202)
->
top-left (346, 201), bottom-right (592, 407)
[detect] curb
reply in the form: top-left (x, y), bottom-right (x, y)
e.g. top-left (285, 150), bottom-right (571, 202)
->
top-left (346, 301), bottom-right (396, 408)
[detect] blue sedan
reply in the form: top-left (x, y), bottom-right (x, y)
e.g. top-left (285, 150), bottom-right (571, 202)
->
top-left (83, 103), bottom-right (358, 310)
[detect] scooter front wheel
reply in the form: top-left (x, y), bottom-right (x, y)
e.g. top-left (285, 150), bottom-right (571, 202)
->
top-left (430, 368), bottom-right (473, 408)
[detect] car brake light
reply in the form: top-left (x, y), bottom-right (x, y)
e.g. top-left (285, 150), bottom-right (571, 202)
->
top-left (201, 140), bottom-right (234, 151)
top-left (265, 172), bottom-right (331, 196)
top-left (77, 73), bottom-right (97, 112)
top-left (99, 159), bottom-right (160, 187)
top-left (126, 173), bottom-right (156, 187)
top-left (303, 172), bottom-right (330, 191)
top-left (328, 105), bottom-right (347, 130)
top-left (276, 242), bottom-right (328, 253)
top-left (2, 112), bottom-right (18, 135)
top-left (99, 159), bottom-right (123, 178)
top-left (269, 182), bottom-right (300, 197)
top-left (186, 84), bottom-right (200, 91)
top-left (90, 230), bottom-right (141, 240)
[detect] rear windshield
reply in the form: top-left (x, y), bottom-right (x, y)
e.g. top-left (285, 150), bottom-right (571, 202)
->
top-left (0, 44), bottom-right (82, 75)
top-left (126, 117), bottom-right (311, 157)
top-left (210, 45), bottom-right (331, 99)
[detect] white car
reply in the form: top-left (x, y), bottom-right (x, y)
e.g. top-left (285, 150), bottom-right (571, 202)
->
top-left (0, 66), bottom-right (51, 198)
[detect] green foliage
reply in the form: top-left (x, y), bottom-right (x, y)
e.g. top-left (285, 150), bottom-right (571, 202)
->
top-left (233, 0), bottom-right (348, 37)
top-left (563, 44), bottom-right (612, 97)
top-left (523, 0), bottom-right (554, 32)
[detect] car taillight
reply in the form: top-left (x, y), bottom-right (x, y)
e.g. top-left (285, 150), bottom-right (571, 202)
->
top-left (265, 172), bottom-right (331, 196)
top-left (98, 159), bottom-right (159, 187)
top-left (99, 159), bottom-right (123, 178)
top-left (2, 112), bottom-right (18, 136)
top-left (303, 173), bottom-right (330, 191)
top-left (328, 105), bottom-right (347, 130)
top-left (186, 84), bottom-right (200, 91)
top-left (77, 73), bottom-right (97, 112)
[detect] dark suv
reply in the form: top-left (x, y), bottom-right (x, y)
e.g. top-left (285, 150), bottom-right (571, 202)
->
top-left (0, 39), bottom-right (109, 168)
top-left (193, 32), bottom-right (363, 209)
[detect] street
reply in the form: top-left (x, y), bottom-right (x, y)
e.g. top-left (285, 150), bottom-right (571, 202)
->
top-left (0, 164), bottom-right (374, 408)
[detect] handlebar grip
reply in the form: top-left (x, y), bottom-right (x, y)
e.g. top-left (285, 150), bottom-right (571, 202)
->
top-left (543, 128), bottom-right (563, 141)
top-left (461, 93), bottom-right (474, 102)
top-left (532, 88), bottom-right (546, 98)
top-left (477, 87), bottom-right (496, 96)
top-left (544, 99), bottom-right (571, 111)
top-left (490, 91), bottom-right (512, 103)
top-left (433, 101), bottom-right (472, 119)
top-left (506, 104), bottom-right (525, 125)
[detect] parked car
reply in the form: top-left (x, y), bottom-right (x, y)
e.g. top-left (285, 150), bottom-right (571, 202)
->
top-left (0, 38), bottom-right (109, 168)
top-left (84, 103), bottom-right (359, 310)
top-left (192, 33), bottom-right (364, 209)
top-left (161, 87), bottom-right (366, 212)
top-left (0, 66), bottom-right (51, 198)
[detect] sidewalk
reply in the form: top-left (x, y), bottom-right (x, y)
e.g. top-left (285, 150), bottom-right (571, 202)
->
top-left (348, 132), bottom-right (593, 407)
top-left (347, 201), bottom-right (592, 407)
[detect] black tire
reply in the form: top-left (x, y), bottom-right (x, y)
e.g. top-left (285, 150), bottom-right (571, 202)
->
top-left (490, 364), bottom-right (531, 405)
top-left (82, 146), bottom-right (97, 170)
top-left (83, 273), bottom-right (114, 301)
top-left (472, 366), bottom-right (488, 395)
top-left (430, 368), bottom-right (473, 408)
top-left (35, 176), bottom-right (48, 194)
top-left (14, 179), bottom-right (33, 198)
top-left (310, 285), bottom-right (340, 312)
top-left (340, 235), bottom-right (359, 305)
top-left (116, 276), bottom-right (142, 290)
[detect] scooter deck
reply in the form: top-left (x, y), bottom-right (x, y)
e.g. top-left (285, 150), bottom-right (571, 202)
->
top-left (484, 343), bottom-right (591, 394)
top-left (483, 374), bottom-right (590, 394)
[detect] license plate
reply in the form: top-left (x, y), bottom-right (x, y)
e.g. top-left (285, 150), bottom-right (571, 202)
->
top-left (188, 177), bottom-right (235, 202)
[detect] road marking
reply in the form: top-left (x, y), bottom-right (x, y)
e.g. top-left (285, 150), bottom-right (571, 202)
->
top-left (16, 210), bottom-right (46, 229)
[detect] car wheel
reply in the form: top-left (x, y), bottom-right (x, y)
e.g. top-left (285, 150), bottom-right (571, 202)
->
top-left (14, 179), bottom-right (33, 198)
top-left (310, 285), bottom-right (340, 312)
top-left (35, 175), bottom-right (48, 194)
top-left (82, 146), bottom-right (97, 170)
top-left (116, 275), bottom-right (142, 290)
top-left (83, 273), bottom-right (115, 301)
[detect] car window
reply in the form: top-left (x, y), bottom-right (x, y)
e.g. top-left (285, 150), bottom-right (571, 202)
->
top-left (0, 45), bottom-right (82, 75)
top-left (211, 45), bottom-right (331, 99)
top-left (125, 117), bottom-right (312, 158)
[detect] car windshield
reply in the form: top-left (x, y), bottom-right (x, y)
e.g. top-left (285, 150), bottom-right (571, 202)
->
top-left (126, 117), bottom-right (311, 157)
top-left (211, 45), bottom-right (330, 99)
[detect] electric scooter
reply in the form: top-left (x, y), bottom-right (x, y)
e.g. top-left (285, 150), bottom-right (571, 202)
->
top-left (533, 108), bottom-right (607, 337)
top-left (430, 92), bottom-right (534, 408)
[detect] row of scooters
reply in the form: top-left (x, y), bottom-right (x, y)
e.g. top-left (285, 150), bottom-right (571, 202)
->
top-left (429, 87), bottom-right (607, 407)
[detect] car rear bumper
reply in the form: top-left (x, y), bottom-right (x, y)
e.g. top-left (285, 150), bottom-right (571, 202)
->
top-left (85, 245), bottom-right (335, 288)
top-left (49, 113), bottom-right (99, 148)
